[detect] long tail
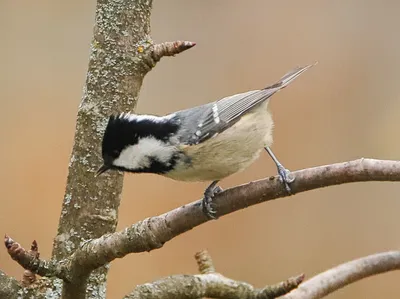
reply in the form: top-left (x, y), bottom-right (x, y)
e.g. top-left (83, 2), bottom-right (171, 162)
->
top-left (267, 62), bottom-right (318, 90)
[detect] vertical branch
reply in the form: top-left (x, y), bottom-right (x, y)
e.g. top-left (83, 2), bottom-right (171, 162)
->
top-left (51, 0), bottom-right (195, 297)
top-left (0, 270), bottom-right (22, 299)
top-left (52, 0), bottom-right (154, 298)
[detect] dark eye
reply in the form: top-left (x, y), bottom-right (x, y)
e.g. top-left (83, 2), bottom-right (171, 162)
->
top-left (112, 150), bottom-right (120, 157)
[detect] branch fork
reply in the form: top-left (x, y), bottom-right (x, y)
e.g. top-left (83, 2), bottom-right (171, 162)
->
top-left (1, 0), bottom-right (399, 297)
top-left (5, 159), bottom-right (400, 296)
top-left (123, 250), bottom-right (304, 299)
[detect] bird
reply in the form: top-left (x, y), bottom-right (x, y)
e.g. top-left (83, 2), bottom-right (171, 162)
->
top-left (96, 63), bottom-right (316, 219)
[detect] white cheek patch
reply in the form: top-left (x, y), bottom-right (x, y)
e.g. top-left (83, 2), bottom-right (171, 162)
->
top-left (113, 137), bottom-right (175, 170)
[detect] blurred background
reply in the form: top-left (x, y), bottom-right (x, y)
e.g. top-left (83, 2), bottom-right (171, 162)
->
top-left (1, 0), bottom-right (400, 298)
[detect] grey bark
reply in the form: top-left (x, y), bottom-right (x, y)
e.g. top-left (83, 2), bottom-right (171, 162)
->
top-left (279, 251), bottom-right (400, 299)
top-left (52, 0), bottom-right (154, 298)
top-left (7, 158), bottom-right (400, 284)
top-left (122, 250), bottom-right (304, 299)
top-left (54, 159), bottom-right (400, 269)
top-left (0, 270), bottom-right (21, 299)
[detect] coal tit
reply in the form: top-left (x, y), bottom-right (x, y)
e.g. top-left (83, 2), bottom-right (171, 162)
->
top-left (96, 64), bottom-right (315, 219)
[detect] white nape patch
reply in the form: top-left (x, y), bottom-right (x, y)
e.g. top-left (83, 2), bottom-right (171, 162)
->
top-left (112, 136), bottom-right (175, 170)
top-left (119, 112), bottom-right (176, 123)
top-left (212, 104), bottom-right (220, 124)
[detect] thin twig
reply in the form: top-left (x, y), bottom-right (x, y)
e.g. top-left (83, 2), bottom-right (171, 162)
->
top-left (141, 40), bottom-right (196, 70)
top-left (195, 250), bottom-right (215, 274)
top-left (152, 41), bottom-right (196, 61)
top-left (5, 235), bottom-right (68, 281)
top-left (278, 251), bottom-right (400, 299)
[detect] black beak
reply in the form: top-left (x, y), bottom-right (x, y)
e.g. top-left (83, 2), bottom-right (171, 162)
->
top-left (95, 164), bottom-right (111, 177)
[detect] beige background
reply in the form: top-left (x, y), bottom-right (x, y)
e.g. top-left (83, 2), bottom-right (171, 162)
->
top-left (1, 1), bottom-right (400, 298)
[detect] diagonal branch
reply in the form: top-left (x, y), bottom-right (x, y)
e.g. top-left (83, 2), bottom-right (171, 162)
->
top-left (122, 250), bottom-right (304, 299)
top-left (0, 269), bottom-right (22, 299)
top-left (10, 158), bottom-right (398, 280)
top-left (278, 251), bottom-right (400, 299)
top-left (67, 158), bottom-right (400, 271)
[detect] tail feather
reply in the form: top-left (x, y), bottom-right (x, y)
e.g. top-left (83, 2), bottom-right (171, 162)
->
top-left (267, 62), bottom-right (317, 90)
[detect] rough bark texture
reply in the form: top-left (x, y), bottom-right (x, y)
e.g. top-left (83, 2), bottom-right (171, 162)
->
top-left (123, 274), bottom-right (301, 299)
top-left (2, 0), bottom-right (194, 297)
top-left (2, 0), bottom-right (400, 298)
top-left (120, 250), bottom-right (400, 299)
top-left (36, 159), bottom-right (400, 272)
top-left (123, 250), bottom-right (304, 299)
top-left (52, 0), bottom-right (154, 298)
top-left (5, 159), bottom-right (400, 290)
top-left (2, 0), bottom-right (194, 294)
top-left (0, 270), bottom-right (21, 299)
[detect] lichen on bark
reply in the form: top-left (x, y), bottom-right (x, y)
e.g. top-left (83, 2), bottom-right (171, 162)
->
top-left (52, 0), bottom-right (156, 297)
top-left (0, 270), bottom-right (22, 299)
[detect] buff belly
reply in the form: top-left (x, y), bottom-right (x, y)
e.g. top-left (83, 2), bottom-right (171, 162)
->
top-left (164, 102), bottom-right (274, 182)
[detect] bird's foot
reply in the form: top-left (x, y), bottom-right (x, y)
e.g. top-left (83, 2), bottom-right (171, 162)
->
top-left (202, 183), bottom-right (223, 220)
top-left (277, 165), bottom-right (295, 194)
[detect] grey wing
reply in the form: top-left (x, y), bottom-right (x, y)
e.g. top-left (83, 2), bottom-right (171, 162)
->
top-left (197, 89), bottom-right (276, 142)
top-left (176, 63), bottom-right (315, 145)
top-left (175, 89), bottom-right (275, 145)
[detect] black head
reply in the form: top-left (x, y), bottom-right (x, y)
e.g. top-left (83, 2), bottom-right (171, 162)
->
top-left (96, 113), bottom-right (180, 176)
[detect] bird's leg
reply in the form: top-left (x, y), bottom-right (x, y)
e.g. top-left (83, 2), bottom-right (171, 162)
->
top-left (202, 180), bottom-right (223, 219)
top-left (264, 147), bottom-right (295, 194)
